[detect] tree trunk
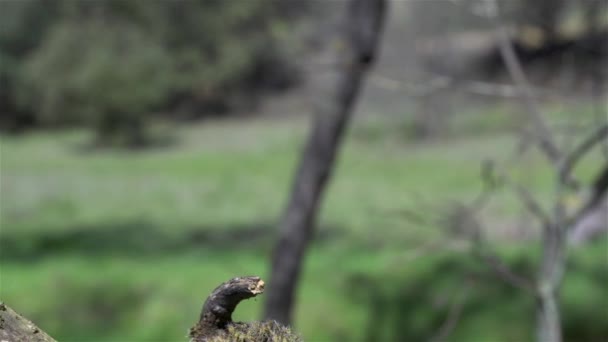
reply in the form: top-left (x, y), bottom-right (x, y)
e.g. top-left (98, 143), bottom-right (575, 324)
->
top-left (263, 0), bottom-right (387, 325)
top-left (536, 223), bottom-right (565, 342)
top-left (0, 302), bottom-right (57, 342)
top-left (537, 286), bottom-right (562, 342)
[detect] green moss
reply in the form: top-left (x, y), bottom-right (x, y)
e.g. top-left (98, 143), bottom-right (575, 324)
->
top-left (209, 321), bottom-right (301, 342)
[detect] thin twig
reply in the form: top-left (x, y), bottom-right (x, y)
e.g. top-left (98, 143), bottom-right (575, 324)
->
top-left (369, 74), bottom-right (569, 100)
top-left (463, 201), bottom-right (536, 293)
top-left (466, 160), bottom-right (537, 294)
top-left (484, 1), bottom-right (561, 164)
top-left (559, 124), bottom-right (608, 185)
top-left (478, 251), bottom-right (536, 293)
top-left (511, 184), bottom-right (553, 228)
top-left (567, 164), bottom-right (608, 229)
top-left (469, 204), bottom-right (535, 293)
top-left (430, 285), bottom-right (470, 342)
top-left (479, 159), bottom-right (552, 227)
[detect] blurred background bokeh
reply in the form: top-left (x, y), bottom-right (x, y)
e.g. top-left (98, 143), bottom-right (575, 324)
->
top-left (1, 0), bottom-right (606, 341)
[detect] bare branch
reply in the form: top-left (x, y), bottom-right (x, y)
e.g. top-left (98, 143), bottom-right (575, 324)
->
top-left (461, 199), bottom-right (536, 294)
top-left (568, 163), bottom-right (608, 229)
top-left (369, 74), bottom-right (451, 96)
top-left (430, 285), bottom-right (470, 342)
top-left (477, 251), bottom-right (536, 293)
top-left (468, 200), bottom-right (536, 293)
top-left (469, 159), bottom-right (503, 213)
top-left (462, 162), bottom-right (537, 293)
top-left (478, 159), bottom-right (552, 227)
top-left (387, 207), bottom-right (434, 226)
top-left (559, 124), bottom-right (608, 185)
top-left (369, 73), bottom-right (572, 100)
top-left (511, 184), bottom-right (553, 228)
top-left (484, 0), bottom-right (561, 164)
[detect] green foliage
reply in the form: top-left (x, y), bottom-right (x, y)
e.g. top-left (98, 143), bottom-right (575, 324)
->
top-left (0, 0), bottom-right (297, 143)
top-left (17, 20), bottom-right (172, 145)
top-left (0, 113), bottom-right (604, 341)
top-left (349, 240), bottom-right (608, 341)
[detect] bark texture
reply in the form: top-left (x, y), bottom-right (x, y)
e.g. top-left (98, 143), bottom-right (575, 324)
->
top-left (189, 276), bottom-right (265, 341)
top-left (189, 276), bottom-right (300, 342)
top-left (0, 302), bottom-right (57, 342)
top-left (264, 0), bottom-right (387, 325)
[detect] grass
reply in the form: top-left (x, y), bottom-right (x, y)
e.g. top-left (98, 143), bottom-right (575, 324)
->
top-left (0, 112), bottom-right (605, 341)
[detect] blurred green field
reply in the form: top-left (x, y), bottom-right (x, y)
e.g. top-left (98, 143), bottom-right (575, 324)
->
top-left (1, 112), bottom-right (606, 341)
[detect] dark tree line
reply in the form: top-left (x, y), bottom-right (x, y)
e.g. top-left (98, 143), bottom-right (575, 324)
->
top-left (0, 0), bottom-right (300, 145)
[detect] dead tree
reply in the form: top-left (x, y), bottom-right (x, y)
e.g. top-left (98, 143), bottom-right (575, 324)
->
top-left (0, 302), bottom-right (57, 342)
top-left (263, 0), bottom-right (387, 325)
top-left (468, 137), bottom-right (607, 342)
top-left (463, 2), bottom-right (608, 341)
top-left (189, 276), bottom-right (300, 342)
